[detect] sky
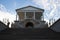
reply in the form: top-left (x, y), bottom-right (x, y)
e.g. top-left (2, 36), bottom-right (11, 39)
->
top-left (0, 0), bottom-right (60, 26)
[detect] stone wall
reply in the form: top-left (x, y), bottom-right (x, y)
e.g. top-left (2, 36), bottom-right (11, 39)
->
top-left (11, 19), bottom-right (48, 28)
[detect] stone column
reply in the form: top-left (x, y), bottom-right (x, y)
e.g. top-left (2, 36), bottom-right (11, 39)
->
top-left (25, 11), bottom-right (26, 19)
top-left (34, 11), bottom-right (35, 20)
top-left (42, 13), bottom-right (44, 21)
top-left (16, 13), bottom-right (17, 21)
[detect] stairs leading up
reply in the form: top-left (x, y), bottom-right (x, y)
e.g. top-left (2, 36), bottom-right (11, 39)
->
top-left (0, 21), bottom-right (8, 31)
top-left (0, 28), bottom-right (60, 40)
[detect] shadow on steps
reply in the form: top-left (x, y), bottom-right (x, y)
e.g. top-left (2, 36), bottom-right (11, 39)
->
top-left (0, 28), bottom-right (60, 40)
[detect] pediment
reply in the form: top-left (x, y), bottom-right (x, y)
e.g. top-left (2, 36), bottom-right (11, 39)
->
top-left (16, 6), bottom-right (44, 11)
top-left (20, 7), bottom-right (39, 10)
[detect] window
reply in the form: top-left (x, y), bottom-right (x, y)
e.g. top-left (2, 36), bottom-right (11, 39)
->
top-left (18, 12), bottom-right (24, 21)
top-left (35, 12), bottom-right (42, 20)
top-left (26, 12), bottom-right (34, 19)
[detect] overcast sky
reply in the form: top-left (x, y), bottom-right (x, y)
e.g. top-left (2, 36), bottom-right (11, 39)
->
top-left (0, 0), bottom-right (60, 23)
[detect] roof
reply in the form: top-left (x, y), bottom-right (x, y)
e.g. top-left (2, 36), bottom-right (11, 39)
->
top-left (16, 6), bottom-right (44, 12)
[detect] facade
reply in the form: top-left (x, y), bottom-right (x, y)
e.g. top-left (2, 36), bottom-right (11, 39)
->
top-left (12, 6), bottom-right (48, 28)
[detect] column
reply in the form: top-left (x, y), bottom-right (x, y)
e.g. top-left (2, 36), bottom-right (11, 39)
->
top-left (43, 14), bottom-right (44, 21)
top-left (16, 13), bottom-right (17, 21)
top-left (25, 11), bottom-right (26, 19)
top-left (34, 11), bottom-right (35, 20)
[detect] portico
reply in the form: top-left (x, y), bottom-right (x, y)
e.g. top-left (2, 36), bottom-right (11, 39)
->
top-left (17, 11), bottom-right (43, 21)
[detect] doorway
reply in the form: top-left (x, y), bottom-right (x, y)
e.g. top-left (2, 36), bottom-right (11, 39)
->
top-left (25, 22), bottom-right (34, 28)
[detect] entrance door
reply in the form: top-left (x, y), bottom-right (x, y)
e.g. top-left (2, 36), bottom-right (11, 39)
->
top-left (25, 22), bottom-right (34, 28)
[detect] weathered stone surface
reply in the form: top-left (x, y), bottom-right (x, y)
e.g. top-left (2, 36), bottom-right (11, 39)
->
top-left (11, 20), bottom-right (48, 28)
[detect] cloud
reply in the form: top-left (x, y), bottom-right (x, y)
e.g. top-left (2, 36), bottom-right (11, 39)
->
top-left (32, 0), bottom-right (52, 10)
top-left (32, 0), bottom-right (60, 21)
top-left (0, 4), bottom-right (16, 27)
top-left (0, 4), bottom-right (7, 12)
top-left (0, 11), bottom-right (16, 22)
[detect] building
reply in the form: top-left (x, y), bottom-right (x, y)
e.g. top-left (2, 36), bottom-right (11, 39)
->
top-left (11, 6), bottom-right (48, 28)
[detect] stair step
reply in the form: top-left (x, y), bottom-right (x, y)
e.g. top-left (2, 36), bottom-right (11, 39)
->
top-left (0, 28), bottom-right (60, 40)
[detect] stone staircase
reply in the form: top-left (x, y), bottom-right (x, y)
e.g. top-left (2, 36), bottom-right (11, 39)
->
top-left (0, 21), bottom-right (8, 31)
top-left (0, 28), bottom-right (60, 40)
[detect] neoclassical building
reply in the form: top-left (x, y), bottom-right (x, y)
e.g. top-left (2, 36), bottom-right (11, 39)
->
top-left (11, 6), bottom-right (48, 28)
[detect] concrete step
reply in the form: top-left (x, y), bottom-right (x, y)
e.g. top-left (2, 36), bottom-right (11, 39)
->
top-left (0, 28), bottom-right (60, 40)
